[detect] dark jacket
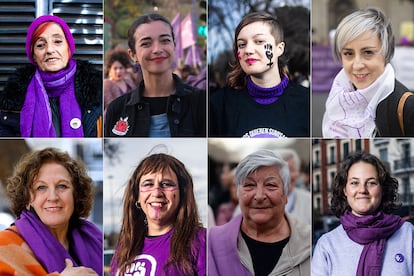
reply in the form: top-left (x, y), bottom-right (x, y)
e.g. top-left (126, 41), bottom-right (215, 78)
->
top-left (376, 80), bottom-right (414, 137)
top-left (209, 82), bottom-right (310, 137)
top-left (104, 74), bottom-right (206, 137)
top-left (0, 60), bottom-right (102, 137)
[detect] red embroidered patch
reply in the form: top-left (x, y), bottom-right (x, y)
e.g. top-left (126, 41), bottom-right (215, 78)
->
top-left (112, 117), bottom-right (130, 136)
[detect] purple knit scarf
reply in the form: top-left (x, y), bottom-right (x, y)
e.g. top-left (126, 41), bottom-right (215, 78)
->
top-left (340, 210), bottom-right (403, 276)
top-left (21, 59), bottom-right (84, 137)
top-left (15, 209), bottom-right (102, 275)
top-left (246, 75), bottom-right (289, 104)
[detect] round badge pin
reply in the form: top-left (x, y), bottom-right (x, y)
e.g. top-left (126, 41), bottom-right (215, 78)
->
top-left (395, 253), bottom-right (404, 263)
top-left (70, 118), bottom-right (81, 129)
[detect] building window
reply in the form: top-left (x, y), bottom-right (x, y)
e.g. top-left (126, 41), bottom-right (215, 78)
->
top-left (315, 150), bottom-right (320, 165)
top-left (315, 174), bottom-right (320, 192)
top-left (402, 143), bottom-right (411, 167)
top-left (329, 171), bottom-right (336, 190)
top-left (379, 148), bottom-right (388, 163)
top-left (402, 176), bottom-right (411, 204)
top-left (355, 139), bottom-right (362, 151)
top-left (316, 197), bottom-right (321, 213)
top-left (329, 146), bottom-right (335, 165)
top-left (343, 142), bottom-right (349, 159)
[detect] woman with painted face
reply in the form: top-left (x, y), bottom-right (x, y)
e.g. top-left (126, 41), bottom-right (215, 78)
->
top-left (0, 15), bottom-right (102, 137)
top-left (322, 8), bottom-right (414, 137)
top-left (104, 13), bottom-right (206, 137)
top-left (209, 11), bottom-right (309, 137)
top-left (111, 153), bottom-right (206, 275)
top-left (312, 152), bottom-right (414, 276)
top-left (208, 149), bottom-right (311, 275)
top-left (0, 147), bottom-right (102, 275)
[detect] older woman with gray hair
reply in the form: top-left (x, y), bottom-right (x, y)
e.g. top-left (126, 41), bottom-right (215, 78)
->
top-left (322, 8), bottom-right (414, 137)
top-left (208, 149), bottom-right (310, 276)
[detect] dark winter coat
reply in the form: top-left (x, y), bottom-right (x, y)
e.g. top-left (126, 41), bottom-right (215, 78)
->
top-left (0, 60), bottom-right (102, 137)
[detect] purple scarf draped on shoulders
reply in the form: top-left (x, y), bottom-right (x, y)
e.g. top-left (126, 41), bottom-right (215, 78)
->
top-left (20, 59), bottom-right (84, 137)
top-left (14, 209), bottom-right (102, 275)
top-left (340, 210), bottom-right (403, 276)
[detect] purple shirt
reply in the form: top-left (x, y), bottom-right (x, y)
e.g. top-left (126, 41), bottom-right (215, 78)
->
top-left (120, 227), bottom-right (206, 276)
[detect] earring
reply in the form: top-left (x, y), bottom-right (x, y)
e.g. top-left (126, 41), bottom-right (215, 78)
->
top-left (135, 201), bottom-right (147, 225)
top-left (133, 62), bottom-right (141, 73)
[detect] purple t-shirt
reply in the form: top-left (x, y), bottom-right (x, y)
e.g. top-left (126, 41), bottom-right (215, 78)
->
top-left (119, 227), bottom-right (206, 276)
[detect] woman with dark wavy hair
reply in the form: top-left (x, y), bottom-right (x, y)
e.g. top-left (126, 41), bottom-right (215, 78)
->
top-left (111, 153), bottom-right (206, 275)
top-left (0, 147), bottom-right (102, 275)
top-left (209, 11), bottom-right (309, 138)
top-left (312, 152), bottom-right (414, 276)
top-left (104, 48), bottom-right (137, 110)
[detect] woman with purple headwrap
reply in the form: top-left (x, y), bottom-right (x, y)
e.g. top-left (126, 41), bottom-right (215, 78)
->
top-left (0, 147), bottom-right (102, 275)
top-left (312, 152), bottom-right (414, 276)
top-left (0, 15), bottom-right (102, 137)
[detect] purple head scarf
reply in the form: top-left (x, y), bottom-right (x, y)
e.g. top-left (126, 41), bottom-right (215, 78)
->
top-left (26, 15), bottom-right (75, 64)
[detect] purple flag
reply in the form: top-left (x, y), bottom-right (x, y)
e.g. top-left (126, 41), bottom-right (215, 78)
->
top-left (312, 44), bottom-right (342, 93)
top-left (185, 45), bottom-right (202, 67)
top-left (171, 13), bottom-right (183, 61)
top-left (181, 13), bottom-right (196, 49)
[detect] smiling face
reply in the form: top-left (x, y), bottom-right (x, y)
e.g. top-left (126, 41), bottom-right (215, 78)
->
top-left (343, 161), bottom-right (383, 216)
top-left (33, 23), bottom-right (70, 72)
top-left (129, 20), bottom-right (175, 76)
top-left (237, 21), bottom-right (284, 78)
top-left (138, 168), bottom-right (180, 232)
top-left (341, 31), bottom-right (386, 89)
top-left (29, 161), bottom-right (74, 232)
top-left (239, 165), bottom-right (287, 227)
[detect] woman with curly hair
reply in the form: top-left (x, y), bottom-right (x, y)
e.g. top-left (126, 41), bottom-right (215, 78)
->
top-left (312, 152), bottom-right (414, 276)
top-left (111, 153), bottom-right (206, 275)
top-left (0, 147), bottom-right (102, 275)
top-left (104, 48), bottom-right (137, 110)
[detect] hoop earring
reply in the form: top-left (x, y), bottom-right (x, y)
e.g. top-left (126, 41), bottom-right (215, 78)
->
top-left (135, 201), bottom-right (141, 209)
top-left (133, 62), bottom-right (141, 73)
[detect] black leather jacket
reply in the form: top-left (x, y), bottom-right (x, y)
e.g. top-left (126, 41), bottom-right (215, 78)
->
top-left (104, 74), bottom-right (206, 137)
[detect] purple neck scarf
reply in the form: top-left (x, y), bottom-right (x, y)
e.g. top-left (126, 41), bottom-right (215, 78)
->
top-left (340, 210), bottom-right (403, 276)
top-left (246, 75), bottom-right (288, 104)
top-left (15, 209), bottom-right (102, 275)
top-left (21, 59), bottom-right (84, 137)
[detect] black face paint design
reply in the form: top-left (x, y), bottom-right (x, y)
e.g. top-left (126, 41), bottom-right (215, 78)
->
top-left (264, 43), bottom-right (274, 67)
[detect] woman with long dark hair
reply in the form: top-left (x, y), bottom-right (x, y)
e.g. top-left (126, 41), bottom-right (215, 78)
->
top-left (111, 153), bottom-right (206, 275)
